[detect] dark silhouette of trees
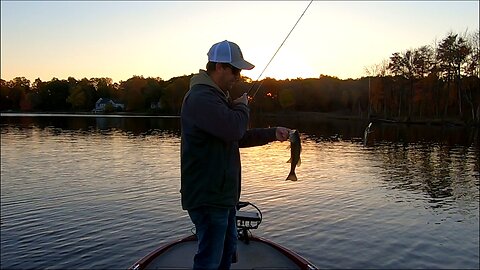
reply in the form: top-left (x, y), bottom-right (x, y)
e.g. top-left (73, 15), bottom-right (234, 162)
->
top-left (66, 77), bottom-right (97, 110)
top-left (162, 75), bottom-right (191, 114)
top-left (120, 76), bottom-right (148, 111)
top-left (465, 30), bottom-right (479, 78)
top-left (0, 77), bottom-right (30, 111)
top-left (387, 46), bottom-right (436, 118)
top-left (38, 78), bottom-right (70, 111)
top-left (436, 32), bottom-right (472, 117)
top-left (1, 30), bottom-right (478, 125)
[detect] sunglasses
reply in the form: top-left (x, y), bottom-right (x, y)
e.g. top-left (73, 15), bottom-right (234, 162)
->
top-left (224, 64), bottom-right (241, 76)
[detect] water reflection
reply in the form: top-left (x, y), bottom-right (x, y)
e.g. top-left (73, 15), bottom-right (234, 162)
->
top-left (372, 143), bottom-right (479, 210)
top-left (1, 114), bottom-right (478, 269)
top-left (0, 115), bottom-right (181, 136)
top-left (251, 114), bottom-right (479, 147)
top-left (2, 114), bottom-right (478, 207)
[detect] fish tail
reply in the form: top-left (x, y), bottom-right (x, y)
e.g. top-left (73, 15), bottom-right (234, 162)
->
top-left (286, 171), bottom-right (297, 181)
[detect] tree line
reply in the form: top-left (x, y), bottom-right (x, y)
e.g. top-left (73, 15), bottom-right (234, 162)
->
top-left (1, 30), bottom-right (479, 125)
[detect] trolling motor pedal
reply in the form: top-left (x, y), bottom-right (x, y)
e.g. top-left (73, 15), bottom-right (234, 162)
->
top-left (236, 201), bottom-right (262, 244)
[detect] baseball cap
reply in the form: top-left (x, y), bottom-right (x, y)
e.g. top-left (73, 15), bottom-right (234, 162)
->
top-left (207, 40), bottom-right (255, 70)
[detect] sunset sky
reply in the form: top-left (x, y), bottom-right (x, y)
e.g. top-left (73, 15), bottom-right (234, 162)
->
top-left (1, 1), bottom-right (478, 83)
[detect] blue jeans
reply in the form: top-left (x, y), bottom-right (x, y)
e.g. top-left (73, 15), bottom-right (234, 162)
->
top-left (188, 206), bottom-right (237, 270)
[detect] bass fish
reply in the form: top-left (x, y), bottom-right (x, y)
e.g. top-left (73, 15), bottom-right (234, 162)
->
top-left (286, 129), bottom-right (301, 181)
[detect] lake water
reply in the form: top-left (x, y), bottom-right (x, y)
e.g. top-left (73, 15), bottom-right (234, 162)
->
top-left (1, 114), bottom-right (479, 269)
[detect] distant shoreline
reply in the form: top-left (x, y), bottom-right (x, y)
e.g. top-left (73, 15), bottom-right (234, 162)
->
top-left (256, 111), bottom-right (476, 127)
top-left (0, 111), bottom-right (180, 118)
top-left (1, 110), bottom-right (477, 127)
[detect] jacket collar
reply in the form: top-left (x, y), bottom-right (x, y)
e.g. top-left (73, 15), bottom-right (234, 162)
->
top-left (189, 70), bottom-right (230, 100)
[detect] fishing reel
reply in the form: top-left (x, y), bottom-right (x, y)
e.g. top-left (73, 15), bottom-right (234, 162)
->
top-left (236, 201), bottom-right (262, 244)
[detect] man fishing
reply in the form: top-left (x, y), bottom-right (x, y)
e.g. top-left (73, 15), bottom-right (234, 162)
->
top-left (180, 40), bottom-right (291, 269)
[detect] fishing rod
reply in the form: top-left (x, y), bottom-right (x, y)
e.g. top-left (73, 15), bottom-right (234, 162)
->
top-left (246, 0), bottom-right (314, 101)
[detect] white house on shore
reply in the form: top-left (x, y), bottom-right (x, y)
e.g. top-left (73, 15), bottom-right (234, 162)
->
top-left (92, 98), bottom-right (125, 113)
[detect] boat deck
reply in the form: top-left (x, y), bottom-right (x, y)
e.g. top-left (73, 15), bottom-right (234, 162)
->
top-left (144, 237), bottom-right (303, 269)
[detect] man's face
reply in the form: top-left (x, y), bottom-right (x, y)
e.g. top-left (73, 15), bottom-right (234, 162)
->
top-left (219, 64), bottom-right (241, 91)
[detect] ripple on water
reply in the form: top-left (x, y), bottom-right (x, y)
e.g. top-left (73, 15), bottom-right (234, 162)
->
top-left (1, 122), bottom-right (479, 269)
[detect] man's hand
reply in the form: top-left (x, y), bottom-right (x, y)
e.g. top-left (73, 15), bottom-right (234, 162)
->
top-left (275, 127), bottom-right (290, 142)
top-left (233, 93), bottom-right (248, 106)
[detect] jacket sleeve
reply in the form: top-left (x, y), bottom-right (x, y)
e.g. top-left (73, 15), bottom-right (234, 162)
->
top-left (239, 128), bottom-right (277, 148)
top-left (187, 86), bottom-right (249, 142)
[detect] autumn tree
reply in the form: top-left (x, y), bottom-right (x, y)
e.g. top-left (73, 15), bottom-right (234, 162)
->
top-left (465, 30), bottom-right (479, 78)
top-left (437, 32), bottom-right (471, 81)
top-left (92, 77), bottom-right (117, 100)
top-left (26, 78), bottom-right (46, 111)
top-left (436, 32), bottom-right (472, 116)
top-left (0, 79), bottom-right (13, 110)
top-left (66, 78), bottom-right (97, 110)
top-left (0, 77), bottom-right (30, 111)
top-left (163, 75), bottom-right (191, 114)
top-left (388, 45), bottom-right (437, 118)
top-left (144, 77), bottom-right (165, 112)
top-left (364, 60), bottom-right (390, 117)
top-left (120, 76), bottom-right (148, 111)
top-left (43, 78), bottom-right (71, 111)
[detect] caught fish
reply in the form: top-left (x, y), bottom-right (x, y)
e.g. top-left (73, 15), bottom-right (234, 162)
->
top-left (286, 129), bottom-right (301, 181)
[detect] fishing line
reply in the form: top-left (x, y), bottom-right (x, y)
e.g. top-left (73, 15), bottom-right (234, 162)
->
top-left (246, 0), bottom-right (314, 100)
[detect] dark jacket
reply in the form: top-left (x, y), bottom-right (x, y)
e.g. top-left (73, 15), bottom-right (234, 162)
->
top-left (180, 70), bottom-right (276, 210)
